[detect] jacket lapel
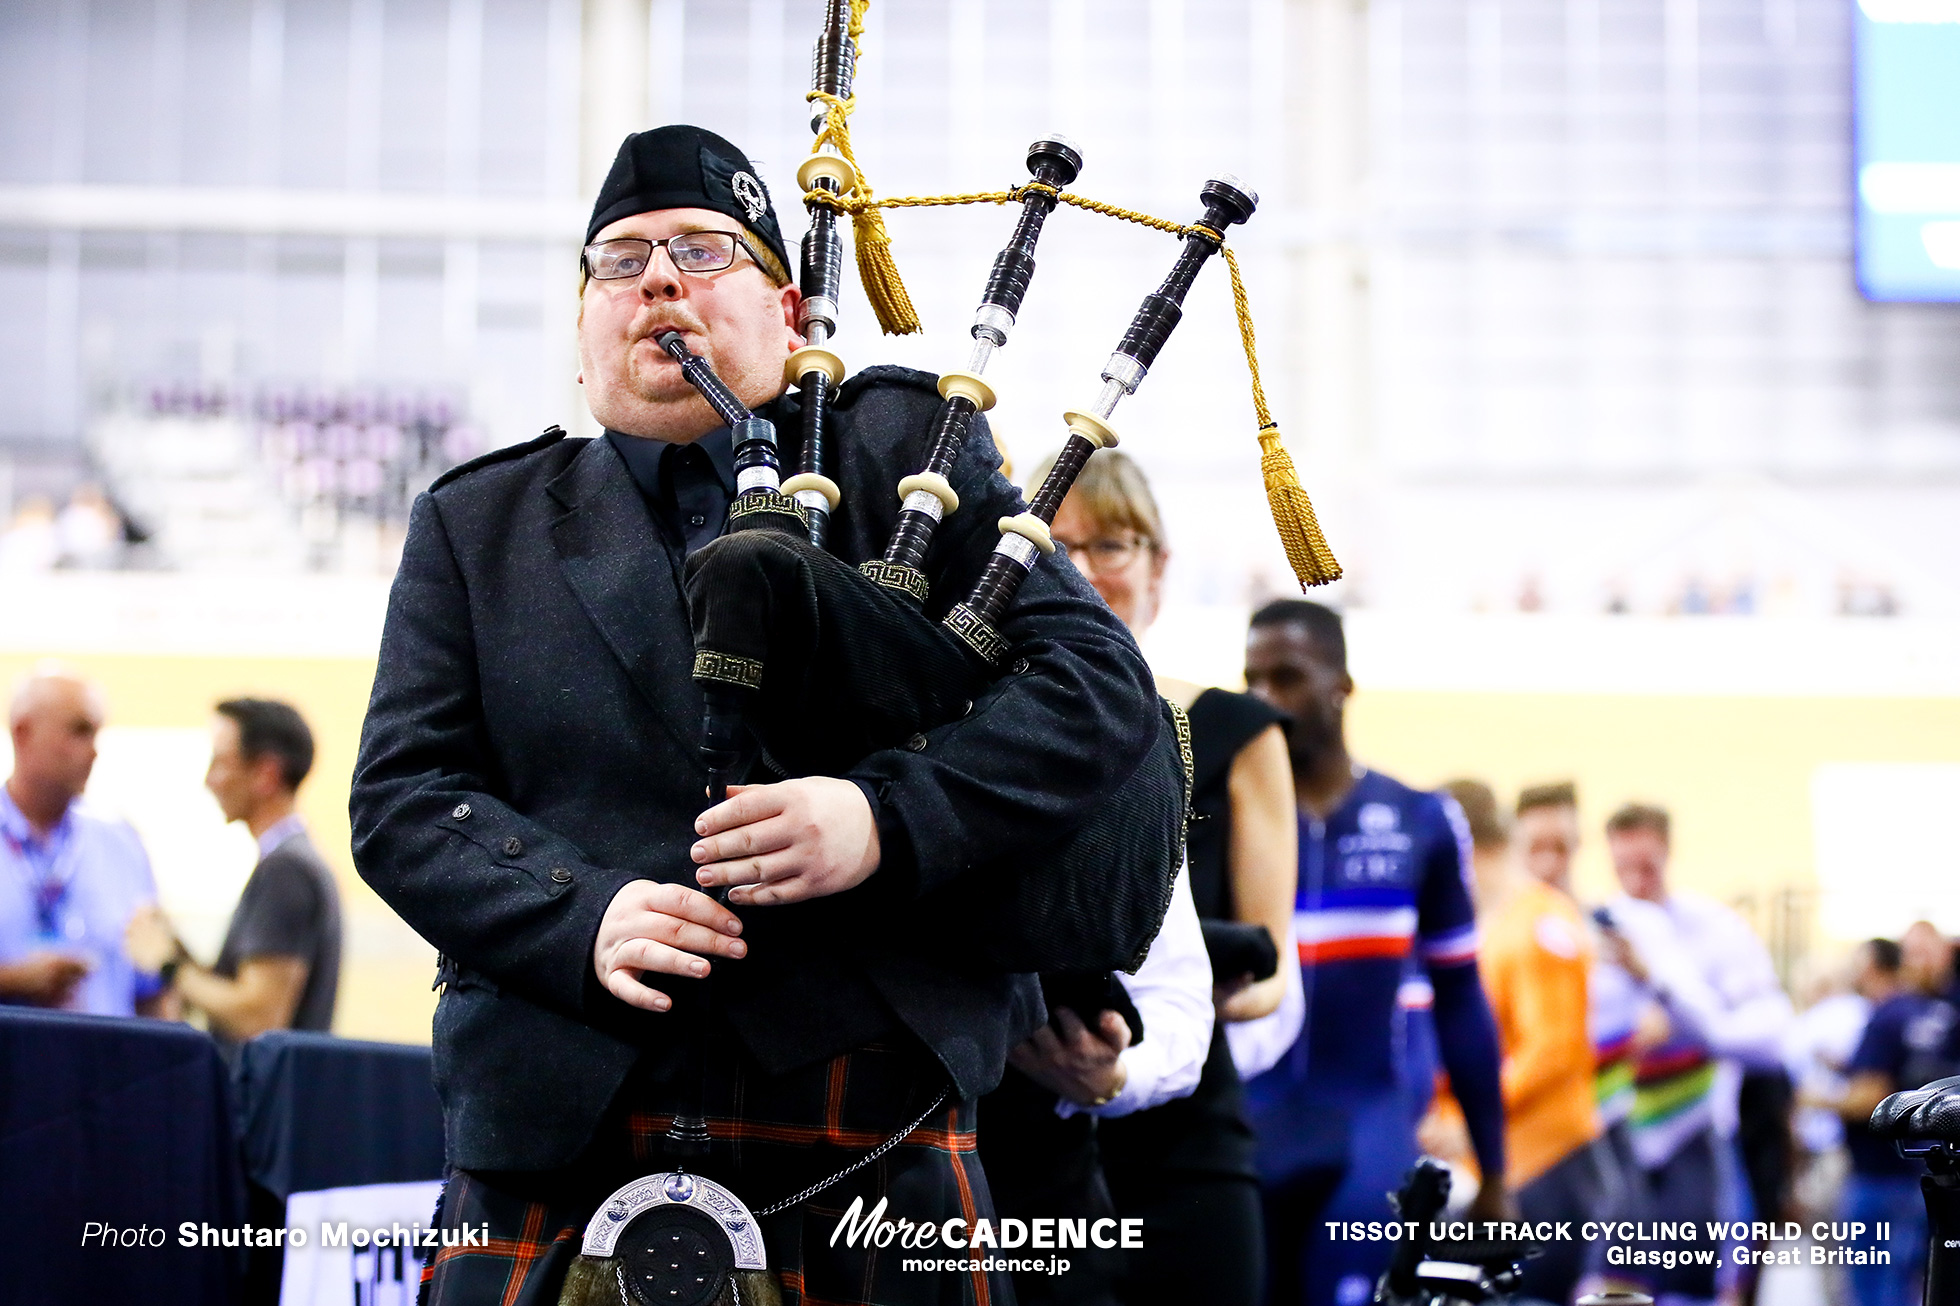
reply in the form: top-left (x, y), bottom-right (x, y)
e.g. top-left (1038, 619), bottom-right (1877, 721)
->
top-left (547, 437), bottom-right (700, 754)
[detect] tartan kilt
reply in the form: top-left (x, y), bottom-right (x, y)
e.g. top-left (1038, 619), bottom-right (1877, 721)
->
top-left (420, 1041), bottom-right (1011, 1306)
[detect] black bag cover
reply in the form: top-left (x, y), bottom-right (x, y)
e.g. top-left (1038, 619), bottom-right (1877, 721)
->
top-left (1200, 919), bottom-right (1280, 985)
top-left (682, 525), bottom-right (1190, 973)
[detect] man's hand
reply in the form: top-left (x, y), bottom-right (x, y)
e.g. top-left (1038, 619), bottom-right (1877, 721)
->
top-left (1007, 1008), bottom-right (1132, 1107)
top-left (691, 778), bottom-right (880, 907)
top-left (0, 951), bottom-right (91, 1007)
top-left (1631, 998), bottom-right (1672, 1055)
top-left (1598, 926), bottom-right (1650, 984)
top-left (593, 880), bottom-right (747, 1013)
top-left (125, 905), bottom-right (182, 973)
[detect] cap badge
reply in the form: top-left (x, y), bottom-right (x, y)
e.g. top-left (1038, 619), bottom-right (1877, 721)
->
top-left (731, 171), bottom-right (767, 222)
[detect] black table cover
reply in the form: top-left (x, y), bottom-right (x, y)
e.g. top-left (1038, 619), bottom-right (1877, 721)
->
top-left (232, 1030), bottom-right (444, 1199)
top-left (0, 1006), bottom-right (246, 1306)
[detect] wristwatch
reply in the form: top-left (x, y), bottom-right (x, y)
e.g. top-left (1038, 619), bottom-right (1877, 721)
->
top-left (157, 944), bottom-right (188, 988)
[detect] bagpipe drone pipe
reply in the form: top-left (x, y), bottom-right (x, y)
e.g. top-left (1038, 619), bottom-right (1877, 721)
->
top-left (673, 175), bottom-right (1258, 977)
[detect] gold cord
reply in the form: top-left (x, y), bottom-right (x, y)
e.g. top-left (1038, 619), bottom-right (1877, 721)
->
top-left (804, 0), bottom-right (920, 334)
top-left (796, 6), bottom-right (1337, 586)
top-left (1221, 245), bottom-right (1342, 588)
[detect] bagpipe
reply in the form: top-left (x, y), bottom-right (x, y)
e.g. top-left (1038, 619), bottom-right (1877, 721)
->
top-left (563, 3), bottom-right (1343, 1302)
top-left (674, 161), bottom-right (1252, 981)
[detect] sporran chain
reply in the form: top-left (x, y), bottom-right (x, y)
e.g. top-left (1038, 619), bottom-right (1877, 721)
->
top-left (752, 1085), bottom-right (953, 1217)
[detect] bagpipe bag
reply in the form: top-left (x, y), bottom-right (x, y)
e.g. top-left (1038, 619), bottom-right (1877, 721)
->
top-left (682, 515), bottom-right (1189, 976)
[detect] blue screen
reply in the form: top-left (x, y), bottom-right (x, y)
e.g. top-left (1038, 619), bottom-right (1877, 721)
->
top-left (1855, 1), bottom-right (1960, 302)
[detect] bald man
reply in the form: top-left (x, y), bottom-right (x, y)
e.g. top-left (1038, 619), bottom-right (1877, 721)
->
top-left (0, 669), bottom-right (166, 1016)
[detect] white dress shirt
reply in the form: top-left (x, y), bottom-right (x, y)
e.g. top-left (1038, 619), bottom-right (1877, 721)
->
top-left (1226, 928), bottom-right (1304, 1080)
top-left (1057, 867), bottom-right (1215, 1118)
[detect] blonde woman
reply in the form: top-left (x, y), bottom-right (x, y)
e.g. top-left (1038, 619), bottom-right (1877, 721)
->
top-left (1046, 449), bottom-right (1298, 1306)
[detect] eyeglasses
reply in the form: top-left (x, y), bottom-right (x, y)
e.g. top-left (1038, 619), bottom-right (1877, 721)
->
top-left (582, 232), bottom-right (755, 280)
top-left (1056, 533), bottom-right (1150, 575)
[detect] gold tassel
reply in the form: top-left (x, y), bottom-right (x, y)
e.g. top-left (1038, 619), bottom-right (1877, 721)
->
top-left (1223, 246), bottom-right (1341, 589)
top-left (1259, 425), bottom-right (1341, 587)
top-left (850, 204), bottom-right (920, 335)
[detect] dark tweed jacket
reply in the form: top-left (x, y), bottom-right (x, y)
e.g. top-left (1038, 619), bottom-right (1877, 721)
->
top-left (349, 367), bottom-right (1157, 1172)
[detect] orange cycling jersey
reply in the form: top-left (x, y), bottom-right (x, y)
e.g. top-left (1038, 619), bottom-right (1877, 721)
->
top-left (1428, 877), bottom-right (1600, 1188)
top-left (1483, 877), bottom-right (1599, 1186)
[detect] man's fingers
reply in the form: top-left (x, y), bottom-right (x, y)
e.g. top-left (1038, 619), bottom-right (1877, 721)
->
top-left (690, 815), bottom-right (796, 867)
top-left (1024, 1022), bottom-right (1065, 1059)
top-left (725, 876), bottom-right (809, 908)
top-left (626, 914), bottom-right (748, 960)
top-left (634, 882), bottom-right (744, 935)
top-left (1098, 1010), bottom-right (1134, 1052)
top-left (602, 968), bottom-right (672, 1013)
top-left (694, 784), bottom-right (787, 838)
top-left (696, 850), bottom-right (800, 891)
top-left (1052, 1008), bottom-right (1089, 1043)
top-left (611, 937), bottom-right (719, 980)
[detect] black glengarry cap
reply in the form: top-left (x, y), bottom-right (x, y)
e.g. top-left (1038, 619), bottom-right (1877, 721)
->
top-left (586, 125), bottom-right (793, 280)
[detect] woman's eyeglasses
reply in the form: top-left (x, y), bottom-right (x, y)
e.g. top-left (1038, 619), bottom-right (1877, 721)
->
top-left (1056, 533), bottom-right (1149, 574)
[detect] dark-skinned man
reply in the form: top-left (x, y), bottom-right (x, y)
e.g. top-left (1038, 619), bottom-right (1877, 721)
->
top-left (1238, 600), bottom-right (1507, 1306)
top-left (349, 126), bottom-right (1156, 1306)
top-left (127, 698), bottom-right (341, 1052)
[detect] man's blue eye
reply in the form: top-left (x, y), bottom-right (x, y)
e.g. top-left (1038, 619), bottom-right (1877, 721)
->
top-left (613, 256), bottom-right (646, 276)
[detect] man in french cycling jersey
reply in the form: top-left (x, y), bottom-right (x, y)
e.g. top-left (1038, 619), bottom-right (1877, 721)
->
top-left (1240, 601), bottom-right (1507, 1306)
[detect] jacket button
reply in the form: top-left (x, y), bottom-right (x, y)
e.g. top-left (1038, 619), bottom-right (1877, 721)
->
top-left (452, 803), bottom-right (471, 820)
top-left (550, 867), bottom-right (573, 884)
top-left (503, 836), bottom-right (524, 857)
top-left (904, 733), bottom-right (929, 752)
top-left (1010, 657), bottom-right (1031, 675)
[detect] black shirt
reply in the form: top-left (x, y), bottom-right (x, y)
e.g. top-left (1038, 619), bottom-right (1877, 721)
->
top-left (605, 426), bottom-right (736, 559)
top-left (1844, 991), bottom-right (1960, 1176)
top-left (213, 832), bottom-right (343, 1053)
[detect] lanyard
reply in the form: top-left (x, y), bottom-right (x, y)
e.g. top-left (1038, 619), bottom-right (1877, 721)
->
top-left (2, 820), bottom-right (79, 940)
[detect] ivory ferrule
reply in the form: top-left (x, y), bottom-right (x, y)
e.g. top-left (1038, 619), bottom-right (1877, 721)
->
top-left (780, 473), bottom-right (842, 511)
top-left (896, 472), bottom-right (960, 515)
top-left (997, 513), bottom-right (1056, 555)
top-left (786, 345), bottom-right (846, 388)
top-left (797, 154), bottom-right (858, 193)
top-left (936, 371), bottom-right (997, 413)
top-left (1062, 410), bottom-right (1121, 449)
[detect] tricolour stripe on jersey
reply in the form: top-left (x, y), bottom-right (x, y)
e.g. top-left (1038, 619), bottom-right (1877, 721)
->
top-left (1298, 935), bottom-right (1412, 963)
top-left (1417, 922), bottom-right (1479, 966)
top-left (1294, 906), bottom-right (1417, 964)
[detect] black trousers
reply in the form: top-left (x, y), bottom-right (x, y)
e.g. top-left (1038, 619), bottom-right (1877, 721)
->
top-left (1256, 1165), bottom-right (1345, 1306)
top-left (1513, 1137), bottom-right (1623, 1304)
top-left (977, 1070), bottom-right (1122, 1306)
top-left (1105, 1169), bottom-right (1263, 1306)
